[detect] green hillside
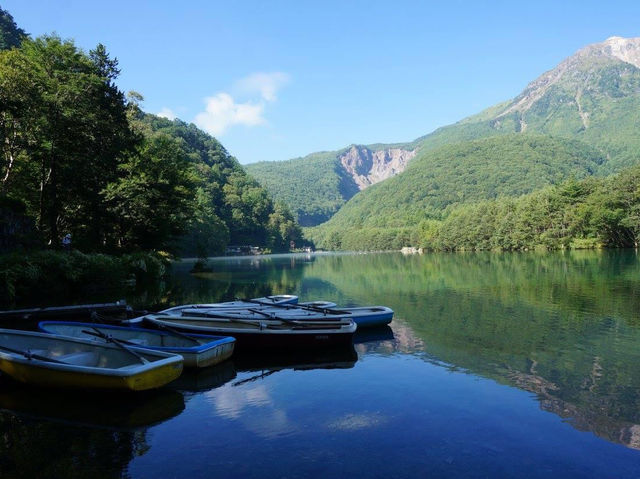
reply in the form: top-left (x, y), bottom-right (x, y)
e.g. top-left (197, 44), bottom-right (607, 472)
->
top-left (137, 114), bottom-right (301, 254)
top-left (308, 135), bottom-right (606, 250)
top-left (245, 150), bottom-right (352, 226)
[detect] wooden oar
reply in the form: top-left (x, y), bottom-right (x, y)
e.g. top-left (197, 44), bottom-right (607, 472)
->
top-left (89, 327), bottom-right (149, 364)
top-left (245, 308), bottom-right (350, 328)
top-left (81, 329), bottom-right (139, 346)
top-left (0, 344), bottom-right (68, 364)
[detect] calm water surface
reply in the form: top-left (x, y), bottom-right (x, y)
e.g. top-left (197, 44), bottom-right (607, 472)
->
top-left (2, 250), bottom-right (640, 478)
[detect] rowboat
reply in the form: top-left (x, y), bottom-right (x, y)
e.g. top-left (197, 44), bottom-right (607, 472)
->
top-left (0, 328), bottom-right (183, 391)
top-left (160, 295), bottom-right (298, 314)
top-left (169, 305), bottom-right (394, 328)
top-left (38, 321), bottom-right (235, 368)
top-left (136, 313), bottom-right (357, 352)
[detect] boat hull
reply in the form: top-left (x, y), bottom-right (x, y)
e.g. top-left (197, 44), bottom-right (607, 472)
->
top-left (0, 357), bottom-right (182, 391)
top-left (141, 315), bottom-right (356, 353)
top-left (182, 340), bottom-right (235, 368)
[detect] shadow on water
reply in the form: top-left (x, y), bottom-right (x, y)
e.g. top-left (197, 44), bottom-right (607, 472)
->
top-left (232, 346), bottom-right (358, 378)
top-left (0, 377), bottom-right (185, 479)
top-left (168, 347), bottom-right (358, 392)
top-left (167, 360), bottom-right (237, 393)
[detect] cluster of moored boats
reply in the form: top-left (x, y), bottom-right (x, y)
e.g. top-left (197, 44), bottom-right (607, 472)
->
top-left (0, 295), bottom-right (393, 392)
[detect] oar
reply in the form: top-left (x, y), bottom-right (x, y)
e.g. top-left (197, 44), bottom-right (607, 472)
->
top-left (0, 344), bottom-right (68, 364)
top-left (245, 308), bottom-right (350, 329)
top-left (89, 327), bottom-right (149, 364)
top-left (247, 308), bottom-right (298, 324)
top-left (148, 313), bottom-right (267, 330)
top-left (239, 298), bottom-right (350, 315)
top-left (232, 369), bottom-right (278, 386)
top-left (142, 318), bottom-right (201, 345)
top-left (81, 329), bottom-right (139, 346)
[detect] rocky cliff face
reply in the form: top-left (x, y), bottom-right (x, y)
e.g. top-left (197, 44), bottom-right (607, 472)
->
top-left (338, 146), bottom-right (416, 190)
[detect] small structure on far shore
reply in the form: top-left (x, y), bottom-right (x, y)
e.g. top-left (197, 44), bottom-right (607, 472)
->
top-left (225, 245), bottom-right (261, 256)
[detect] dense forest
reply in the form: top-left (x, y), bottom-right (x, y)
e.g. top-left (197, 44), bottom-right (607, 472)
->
top-left (246, 149), bottom-right (356, 226)
top-left (0, 8), bottom-right (301, 258)
top-left (309, 163), bottom-right (640, 252)
top-left (307, 135), bottom-right (611, 250)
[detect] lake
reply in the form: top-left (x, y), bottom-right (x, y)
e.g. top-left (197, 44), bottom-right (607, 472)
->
top-left (1, 250), bottom-right (640, 478)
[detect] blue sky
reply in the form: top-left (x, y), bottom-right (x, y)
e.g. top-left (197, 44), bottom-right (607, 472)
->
top-left (5, 1), bottom-right (640, 163)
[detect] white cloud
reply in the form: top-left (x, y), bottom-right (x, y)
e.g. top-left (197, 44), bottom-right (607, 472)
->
top-left (157, 107), bottom-right (177, 120)
top-left (194, 72), bottom-right (290, 137)
top-left (234, 72), bottom-right (290, 102)
top-left (194, 93), bottom-right (265, 136)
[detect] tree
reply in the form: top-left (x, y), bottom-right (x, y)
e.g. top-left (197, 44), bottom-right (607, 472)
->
top-left (0, 35), bottom-right (137, 249)
top-left (181, 187), bottom-right (230, 258)
top-left (0, 8), bottom-right (27, 50)
top-left (267, 202), bottom-right (301, 251)
top-left (0, 48), bottom-right (42, 196)
top-left (103, 133), bottom-right (197, 252)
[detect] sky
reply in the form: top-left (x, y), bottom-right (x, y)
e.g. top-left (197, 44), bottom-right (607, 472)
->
top-left (4, 1), bottom-right (640, 164)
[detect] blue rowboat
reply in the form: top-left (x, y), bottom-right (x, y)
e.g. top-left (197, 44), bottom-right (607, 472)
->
top-left (38, 321), bottom-right (235, 368)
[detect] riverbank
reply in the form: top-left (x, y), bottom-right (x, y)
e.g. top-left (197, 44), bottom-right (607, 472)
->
top-left (0, 250), bottom-right (168, 308)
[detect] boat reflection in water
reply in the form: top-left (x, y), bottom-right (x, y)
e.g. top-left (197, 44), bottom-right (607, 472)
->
top-left (168, 359), bottom-right (237, 393)
top-left (0, 379), bottom-right (185, 430)
top-left (193, 347), bottom-right (359, 441)
top-left (0, 378), bottom-right (185, 478)
top-left (231, 346), bottom-right (358, 386)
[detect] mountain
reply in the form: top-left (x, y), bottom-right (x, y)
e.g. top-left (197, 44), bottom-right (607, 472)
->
top-left (249, 36), bottom-right (640, 230)
top-left (416, 36), bottom-right (640, 172)
top-left (307, 135), bottom-right (606, 250)
top-left (246, 144), bottom-right (416, 226)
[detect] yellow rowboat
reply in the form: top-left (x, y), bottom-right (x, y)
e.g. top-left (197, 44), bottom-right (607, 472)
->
top-left (0, 329), bottom-right (183, 391)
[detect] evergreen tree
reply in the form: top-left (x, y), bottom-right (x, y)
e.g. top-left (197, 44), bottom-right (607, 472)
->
top-left (0, 8), bottom-right (26, 50)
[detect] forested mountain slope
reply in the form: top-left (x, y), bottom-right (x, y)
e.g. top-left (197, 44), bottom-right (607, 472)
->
top-left (250, 36), bottom-right (640, 231)
top-left (246, 144), bottom-right (416, 226)
top-left (138, 114), bottom-right (301, 254)
top-left (307, 135), bottom-right (606, 249)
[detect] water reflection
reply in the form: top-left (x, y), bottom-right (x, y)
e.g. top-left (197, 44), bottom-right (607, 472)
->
top-left (0, 380), bottom-right (185, 430)
top-left (168, 360), bottom-right (237, 393)
top-left (0, 380), bottom-right (185, 478)
top-left (7, 250), bottom-right (640, 477)
top-left (155, 250), bottom-right (640, 451)
top-left (198, 348), bottom-right (357, 440)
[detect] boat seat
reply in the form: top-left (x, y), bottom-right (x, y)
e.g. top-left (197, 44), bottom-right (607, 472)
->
top-left (58, 351), bottom-right (97, 366)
